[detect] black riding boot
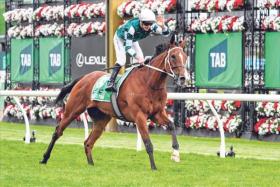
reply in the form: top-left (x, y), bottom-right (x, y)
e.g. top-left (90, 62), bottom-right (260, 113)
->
top-left (105, 63), bottom-right (121, 92)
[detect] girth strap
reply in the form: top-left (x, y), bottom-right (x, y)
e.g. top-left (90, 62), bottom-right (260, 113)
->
top-left (111, 92), bottom-right (127, 121)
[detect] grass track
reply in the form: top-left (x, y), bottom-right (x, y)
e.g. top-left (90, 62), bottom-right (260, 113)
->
top-left (0, 122), bottom-right (280, 186)
top-left (0, 122), bottom-right (279, 160)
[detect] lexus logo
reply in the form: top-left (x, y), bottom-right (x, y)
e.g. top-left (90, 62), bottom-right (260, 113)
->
top-left (76, 53), bottom-right (106, 67)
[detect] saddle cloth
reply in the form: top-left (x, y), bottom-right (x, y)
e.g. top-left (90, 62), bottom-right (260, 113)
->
top-left (91, 67), bottom-right (135, 102)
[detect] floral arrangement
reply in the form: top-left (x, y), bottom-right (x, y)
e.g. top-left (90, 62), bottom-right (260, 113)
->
top-left (64, 2), bottom-right (105, 19)
top-left (117, 0), bottom-right (176, 18)
top-left (3, 88), bottom-right (90, 122)
top-left (189, 15), bottom-right (245, 33)
top-left (67, 22), bottom-right (106, 37)
top-left (4, 99), bottom-right (92, 122)
top-left (4, 3), bottom-right (105, 23)
top-left (255, 102), bottom-right (280, 118)
top-left (190, 0), bottom-right (245, 12)
top-left (33, 5), bottom-right (64, 21)
top-left (4, 103), bottom-right (29, 120)
top-left (260, 15), bottom-right (280, 31)
top-left (4, 99), bottom-right (63, 121)
top-left (185, 100), bottom-right (241, 114)
top-left (257, 0), bottom-right (280, 9)
top-left (7, 25), bottom-right (34, 38)
top-left (254, 118), bottom-right (280, 135)
top-left (7, 21), bottom-right (106, 38)
top-left (3, 8), bottom-right (33, 23)
top-left (185, 114), bottom-right (242, 133)
top-left (254, 102), bottom-right (280, 135)
top-left (166, 18), bottom-right (176, 31)
top-left (185, 100), bottom-right (241, 133)
top-left (35, 23), bottom-right (64, 37)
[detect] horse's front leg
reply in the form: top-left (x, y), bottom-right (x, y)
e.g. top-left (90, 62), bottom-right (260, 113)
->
top-left (153, 110), bottom-right (180, 162)
top-left (167, 121), bottom-right (180, 162)
top-left (135, 112), bottom-right (157, 170)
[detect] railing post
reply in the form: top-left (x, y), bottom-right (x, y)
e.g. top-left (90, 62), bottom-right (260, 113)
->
top-left (13, 96), bottom-right (30, 144)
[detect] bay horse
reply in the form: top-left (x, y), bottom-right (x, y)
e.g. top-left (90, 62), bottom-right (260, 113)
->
top-left (40, 37), bottom-right (189, 170)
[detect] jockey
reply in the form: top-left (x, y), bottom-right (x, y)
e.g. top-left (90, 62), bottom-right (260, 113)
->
top-left (106, 8), bottom-right (171, 92)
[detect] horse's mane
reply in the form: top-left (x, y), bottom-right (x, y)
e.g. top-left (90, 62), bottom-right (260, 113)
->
top-left (154, 43), bottom-right (169, 56)
top-left (146, 43), bottom-right (169, 64)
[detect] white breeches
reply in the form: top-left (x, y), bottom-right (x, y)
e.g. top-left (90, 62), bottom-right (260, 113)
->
top-left (113, 33), bottom-right (144, 66)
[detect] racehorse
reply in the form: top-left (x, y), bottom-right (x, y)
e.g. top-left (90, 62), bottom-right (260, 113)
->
top-left (40, 36), bottom-right (189, 170)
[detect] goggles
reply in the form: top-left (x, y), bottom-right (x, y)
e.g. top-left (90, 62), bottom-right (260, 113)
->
top-left (142, 21), bottom-right (153, 26)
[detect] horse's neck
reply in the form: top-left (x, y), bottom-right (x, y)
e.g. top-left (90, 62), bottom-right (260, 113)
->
top-left (143, 52), bottom-right (168, 90)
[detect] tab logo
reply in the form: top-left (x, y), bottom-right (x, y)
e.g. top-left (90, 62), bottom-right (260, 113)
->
top-left (19, 44), bottom-right (32, 75)
top-left (49, 42), bottom-right (62, 76)
top-left (208, 39), bottom-right (227, 80)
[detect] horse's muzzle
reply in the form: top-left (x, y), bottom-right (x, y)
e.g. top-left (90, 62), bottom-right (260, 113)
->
top-left (175, 76), bottom-right (186, 87)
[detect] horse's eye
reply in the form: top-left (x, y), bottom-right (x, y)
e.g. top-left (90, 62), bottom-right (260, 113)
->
top-left (170, 55), bottom-right (176, 61)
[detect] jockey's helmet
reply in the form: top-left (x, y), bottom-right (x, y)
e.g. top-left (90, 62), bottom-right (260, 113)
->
top-left (139, 9), bottom-right (156, 25)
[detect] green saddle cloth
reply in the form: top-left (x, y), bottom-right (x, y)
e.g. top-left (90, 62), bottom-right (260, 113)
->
top-left (91, 67), bottom-right (134, 102)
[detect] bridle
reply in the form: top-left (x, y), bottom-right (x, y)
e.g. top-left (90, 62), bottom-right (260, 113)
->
top-left (140, 46), bottom-right (186, 79)
top-left (164, 47), bottom-right (186, 79)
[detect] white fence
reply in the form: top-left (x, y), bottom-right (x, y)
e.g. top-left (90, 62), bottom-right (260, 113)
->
top-left (1, 90), bottom-right (280, 157)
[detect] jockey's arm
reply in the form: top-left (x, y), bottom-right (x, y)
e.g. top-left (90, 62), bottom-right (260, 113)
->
top-left (124, 27), bottom-right (137, 57)
top-left (151, 23), bottom-right (170, 37)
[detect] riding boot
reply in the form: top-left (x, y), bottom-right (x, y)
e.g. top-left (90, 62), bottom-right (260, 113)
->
top-left (105, 63), bottom-right (122, 92)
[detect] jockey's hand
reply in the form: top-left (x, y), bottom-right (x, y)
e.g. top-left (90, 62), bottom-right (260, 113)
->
top-left (156, 15), bottom-right (165, 28)
top-left (135, 57), bottom-right (145, 65)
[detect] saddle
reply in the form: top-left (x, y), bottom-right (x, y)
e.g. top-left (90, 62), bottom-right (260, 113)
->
top-left (91, 67), bottom-right (135, 102)
top-left (91, 67), bottom-right (135, 121)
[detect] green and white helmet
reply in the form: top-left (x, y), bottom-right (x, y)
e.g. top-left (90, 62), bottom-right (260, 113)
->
top-left (139, 9), bottom-right (156, 24)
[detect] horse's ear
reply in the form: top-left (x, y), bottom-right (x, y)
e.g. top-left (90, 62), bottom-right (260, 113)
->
top-left (170, 33), bottom-right (176, 45)
top-left (179, 36), bottom-right (187, 48)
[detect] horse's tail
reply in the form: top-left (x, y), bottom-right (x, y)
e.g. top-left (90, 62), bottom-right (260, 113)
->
top-left (54, 76), bottom-right (84, 104)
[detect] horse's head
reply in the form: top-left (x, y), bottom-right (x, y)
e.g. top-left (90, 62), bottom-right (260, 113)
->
top-left (164, 36), bottom-right (189, 87)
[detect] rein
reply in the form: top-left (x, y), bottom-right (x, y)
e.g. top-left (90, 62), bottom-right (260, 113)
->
top-left (137, 46), bottom-right (185, 79)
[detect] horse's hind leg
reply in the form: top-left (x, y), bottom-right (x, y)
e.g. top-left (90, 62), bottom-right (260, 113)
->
top-left (84, 108), bottom-right (111, 165)
top-left (40, 102), bottom-right (86, 164)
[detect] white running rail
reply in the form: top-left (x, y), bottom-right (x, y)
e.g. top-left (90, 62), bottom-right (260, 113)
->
top-left (0, 90), bottom-right (89, 143)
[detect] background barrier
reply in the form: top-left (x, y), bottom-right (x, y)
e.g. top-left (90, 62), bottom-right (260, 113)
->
top-left (1, 0), bottom-right (280, 140)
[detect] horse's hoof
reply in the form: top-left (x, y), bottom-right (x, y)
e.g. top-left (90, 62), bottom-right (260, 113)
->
top-left (171, 149), bottom-right (180, 162)
top-left (87, 160), bottom-right (94, 166)
top-left (151, 166), bottom-right (157, 171)
top-left (88, 162), bottom-right (94, 166)
top-left (87, 157), bottom-right (94, 166)
top-left (40, 160), bottom-right (47, 164)
top-left (171, 155), bottom-right (180, 162)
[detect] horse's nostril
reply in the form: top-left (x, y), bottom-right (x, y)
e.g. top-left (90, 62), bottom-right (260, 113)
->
top-left (179, 76), bottom-right (186, 86)
top-left (179, 76), bottom-right (185, 82)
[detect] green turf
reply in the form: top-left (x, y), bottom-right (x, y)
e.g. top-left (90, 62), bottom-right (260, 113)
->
top-left (0, 122), bottom-right (279, 160)
top-left (0, 2), bottom-right (5, 35)
top-left (0, 122), bottom-right (280, 186)
top-left (0, 140), bottom-right (280, 187)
